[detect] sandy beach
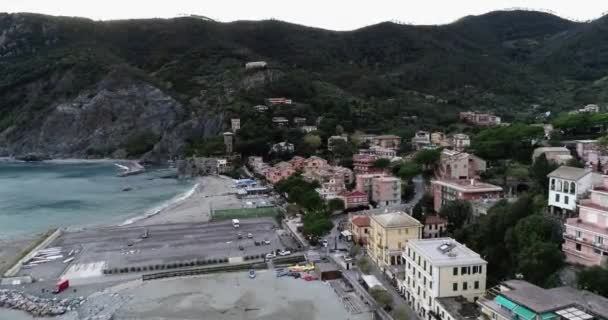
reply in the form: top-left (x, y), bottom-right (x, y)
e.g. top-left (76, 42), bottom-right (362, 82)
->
top-left (130, 175), bottom-right (241, 226)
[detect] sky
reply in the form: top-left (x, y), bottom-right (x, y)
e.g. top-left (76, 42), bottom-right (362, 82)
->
top-left (3, 0), bottom-right (608, 30)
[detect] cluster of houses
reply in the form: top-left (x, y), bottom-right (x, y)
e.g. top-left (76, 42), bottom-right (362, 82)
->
top-left (535, 140), bottom-right (608, 173)
top-left (411, 131), bottom-right (471, 151)
top-left (459, 111), bottom-right (502, 126)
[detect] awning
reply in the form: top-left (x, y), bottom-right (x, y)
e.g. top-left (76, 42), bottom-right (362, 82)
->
top-left (341, 230), bottom-right (353, 237)
top-left (541, 313), bottom-right (558, 320)
top-left (494, 296), bottom-right (517, 310)
top-left (513, 305), bottom-right (536, 320)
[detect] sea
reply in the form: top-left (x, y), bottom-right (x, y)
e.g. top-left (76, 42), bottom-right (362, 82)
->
top-left (0, 160), bottom-right (195, 240)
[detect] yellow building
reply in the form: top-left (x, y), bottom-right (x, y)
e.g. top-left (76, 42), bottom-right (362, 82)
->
top-left (367, 212), bottom-right (423, 270)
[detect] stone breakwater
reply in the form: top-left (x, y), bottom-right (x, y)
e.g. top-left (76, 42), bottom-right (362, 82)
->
top-left (0, 289), bottom-right (85, 317)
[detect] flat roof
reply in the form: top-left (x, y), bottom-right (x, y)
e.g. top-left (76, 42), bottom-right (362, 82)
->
top-left (547, 166), bottom-right (592, 181)
top-left (407, 238), bottom-right (487, 267)
top-left (372, 212), bottom-right (422, 228)
top-left (436, 296), bottom-right (480, 320)
top-left (432, 179), bottom-right (503, 193)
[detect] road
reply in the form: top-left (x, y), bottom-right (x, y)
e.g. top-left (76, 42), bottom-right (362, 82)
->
top-left (405, 175), bottom-right (426, 209)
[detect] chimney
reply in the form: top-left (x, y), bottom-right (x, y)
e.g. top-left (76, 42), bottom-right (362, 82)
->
top-left (470, 179), bottom-right (475, 186)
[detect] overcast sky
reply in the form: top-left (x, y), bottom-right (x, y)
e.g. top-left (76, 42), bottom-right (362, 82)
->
top-left (3, 0), bottom-right (608, 30)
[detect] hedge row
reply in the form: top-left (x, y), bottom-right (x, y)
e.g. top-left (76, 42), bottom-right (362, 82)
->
top-left (102, 257), bottom-right (229, 275)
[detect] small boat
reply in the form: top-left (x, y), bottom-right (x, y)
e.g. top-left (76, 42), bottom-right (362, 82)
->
top-left (249, 269), bottom-right (256, 279)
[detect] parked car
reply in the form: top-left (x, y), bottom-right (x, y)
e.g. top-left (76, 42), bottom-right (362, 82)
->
top-left (344, 255), bottom-right (353, 262)
top-left (247, 233), bottom-right (253, 239)
top-left (276, 271), bottom-right (289, 277)
top-left (254, 241), bottom-right (261, 246)
top-left (263, 239), bottom-right (271, 245)
top-left (287, 272), bottom-right (301, 278)
top-left (321, 239), bottom-right (328, 247)
top-left (238, 245), bottom-right (244, 251)
top-left (237, 233), bottom-right (243, 239)
top-left (303, 274), bottom-right (318, 281)
top-left (265, 253), bottom-right (276, 259)
top-left (249, 269), bottom-right (256, 279)
top-left (278, 250), bottom-right (291, 256)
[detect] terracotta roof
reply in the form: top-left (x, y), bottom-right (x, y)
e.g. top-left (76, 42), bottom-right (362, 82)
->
top-left (424, 215), bottom-right (447, 225)
top-left (351, 215), bottom-right (370, 227)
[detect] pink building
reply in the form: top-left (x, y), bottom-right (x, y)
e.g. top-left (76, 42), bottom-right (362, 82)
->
top-left (459, 111), bottom-right (501, 126)
top-left (355, 173), bottom-right (385, 195)
top-left (289, 156), bottom-right (306, 171)
top-left (423, 215), bottom-right (447, 238)
top-left (265, 162), bottom-right (295, 184)
top-left (431, 179), bottom-right (503, 212)
top-left (562, 176), bottom-right (608, 267)
top-left (372, 176), bottom-right (402, 207)
top-left (576, 140), bottom-right (608, 173)
top-left (353, 154), bottom-right (378, 174)
top-left (436, 150), bottom-right (486, 180)
top-left (339, 190), bottom-right (369, 209)
top-left (303, 156), bottom-right (328, 172)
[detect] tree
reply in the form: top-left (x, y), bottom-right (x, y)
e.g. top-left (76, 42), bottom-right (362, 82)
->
top-left (302, 212), bottom-right (333, 239)
top-left (530, 154), bottom-right (559, 193)
top-left (577, 266), bottom-right (608, 298)
top-left (350, 244), bottom-right (362, 257)
top-left (373, 158), bottom-right (391, 169)
top-left (328, 198), bottom-right (345, 212)
top-left (303, 134), bottom-right (322, 149)
top-left (358, 256), bottom-right (371, 274)
top-left (393, 305), bottom-right (410, 320)
top-left (370, 287), bottom-right (393, 309)
top-left (398, 162), bottom-right (422, 180)
top-left (439, 200), bottom-right (472, 233)
top-left (516, 242), bottom-right (564, 287)
top-left (331, 140), bottom-right (356, 159)
top-left (414, 149), bottom-right (441, 170)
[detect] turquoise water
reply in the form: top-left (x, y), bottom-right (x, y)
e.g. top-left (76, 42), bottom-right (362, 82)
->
top-left (0, 161), bottom-right (193, 240)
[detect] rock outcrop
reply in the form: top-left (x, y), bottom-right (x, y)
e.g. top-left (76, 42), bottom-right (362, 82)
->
top-left (0, 289), bottom-right (85, 317)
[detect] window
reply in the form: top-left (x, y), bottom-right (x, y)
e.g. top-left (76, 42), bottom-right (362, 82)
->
top-left (570, 182), bottom-right (576, 194)
top-left (564, 196), bottom-right (569, 205)
top-left (576, 243), bottom-right (582, 251)
top-left (453, 283), bottom-right (458, 291)
top-left (424, 261), bottom-right (427, 270)
top-left (564, 182), bottom-right (569, 193)
top-left (461, 266), bottom-right (467, 275)
top-left (430, 267), bottom-right (433, 276)
top-left (492, 312), bottom-right (497, 320)
top-left (596, 236), bottom-right (604, 245)
top-left (453, 267), bottom-right (458, 276)
top-left (463, 282), bottom-right (468, 291)
top-left (594, 249), bottom-right (601, 255)
top-left (473, 266), bottom-right (478, 274)
top-left (576, 231), bottom-right (582, 238)
top-left (430, 281), bottom-right (433, 289)
top-left (555, 194), bottom-right (560, 202)
top-left (474, 281), bottom-right (479, 289)
top-left (550, 179), bottom-right (555, 191)
top-left (424, 277), bottom-right (427, 285)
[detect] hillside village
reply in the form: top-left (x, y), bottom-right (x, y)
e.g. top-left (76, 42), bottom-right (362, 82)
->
top-left (170, 61), bottom-right (608, 320)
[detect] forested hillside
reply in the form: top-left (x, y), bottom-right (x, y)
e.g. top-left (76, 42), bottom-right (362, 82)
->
top-left (0, 10), bottom-right (607, 160)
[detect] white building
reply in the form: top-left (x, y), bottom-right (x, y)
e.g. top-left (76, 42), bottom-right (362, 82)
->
top-left (270, 142), bottom-right (295, 154)
top-left (231, 118), bottom-right (240, 132)
top-left (301, 125), bottom-right (318, 133)
top-left (401, 238), bottom-right (487, 320)
top-left (451, 134), bottom-right (470, 152)
top-left (412, 131), bottom-right (431, 150)
top-left (547, 166), bottom-right (602, 218)
top-left (245, 61), bottom-right (267, 70)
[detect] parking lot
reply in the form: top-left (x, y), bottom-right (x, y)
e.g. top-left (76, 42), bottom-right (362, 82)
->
top-left (16, 218), bottom-right (293, 283)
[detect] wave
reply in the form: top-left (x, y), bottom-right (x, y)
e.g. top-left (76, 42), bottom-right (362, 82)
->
top-left (114, 163), bottom-right (129, 171)
top-left (119, 182), bottom-right (200, 226)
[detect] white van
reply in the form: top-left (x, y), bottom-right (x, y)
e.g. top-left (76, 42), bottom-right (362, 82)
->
top-left (232, 219), bottom-right (240, 228)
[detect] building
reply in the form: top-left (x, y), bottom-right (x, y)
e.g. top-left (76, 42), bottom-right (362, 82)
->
top-left (570, 104), bottom-right (600, 114)
top-left (435, 296), bottom-right (481, 320)
top-left (532, 147), bottom-right (573, 165)
top-left (372, 176), bottom-right (402, 207)
top-left (245, 61), bottom-right (267, 70)
top-left (470, 198), bottom-right (514, 217)
top-left (339, 190), bottom-right (369, 209)
top-left (271, 117), bottom-right (289, 127)
top-left (373, 135), bottom-right (402, 150)
top-left (266, 97), bottom-right (293, 106)
top-left (423, 215), bottom-right (447, 239)
top-left (288, 156), bottom-right (306, 171)
top-left (562, 176), bottom-right (608, 266)
top-left (402, 238), bottom-right (487, 320)
top-left (223, 132), bottom-right (234, 154)
top-left (437, 150), bottom-right (487, 180)
top-left (328, 135), bottom-right (348, 151)
top-left (353, 154), bottom-right (379, 174)
top-left (412, 131), bottom-right (432, 150)
top-left (547, 166), bottom-right (602, 218)
top-left (431, 179), bottom-right (503, 212)
top-left (303, 156), bottom-right (328, 172)
top-left (253, 105), bottom-right (269, 112)
top-left (478, 280), bottom-right (608, 320)
top-left (301, 125), bottom-right (318, 133)
top-left (265, 162), bottom-right (295, 184)
top-left (316, 178), bottom-right (346, 200)
top-left (459, 112), bottom-right (501, 126)
top-left (452, 134), bottom-right (470, 152)
top-left (359, 134), bottom-right (377, 145)
top-left (576, 140), bottom-right (608, 173)
top-left (230, 118), bottom-right (240, 132)
top-left (367, 212), bottom-right (423, 270)
top-left (355, 173), bottom-right (385, 196)
top-left (350, 215), bottom-right (371, 245)
top-left (270, 142), bottom-right (295, 154)
top-left (293, 117), bottom-right (307, 126)
top-left (361, 146), bottom-right (398, 159)
top-left (431, 132), bottom-right (446, 145)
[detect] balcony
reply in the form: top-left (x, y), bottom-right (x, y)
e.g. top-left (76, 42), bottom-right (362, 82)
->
top-left (563, 246), bottom-right (601, 264)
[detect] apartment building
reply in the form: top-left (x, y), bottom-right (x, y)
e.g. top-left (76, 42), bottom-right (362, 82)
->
top-left (350, 215), bottom-right (371, 245)
top-left (459, 112), bottom-right (501, 126)
top-left (372, 176), bottom-right (402, 207)
top-left (576, 140), bottom-right (608, 173)
top-left (367, 212), bottom-right (423, 271)
top-left (437, 150), bottom-right (486, 180)
top-left (547, 166), bottom-right (601, 218)
top-left (230, 118), bottom-right (240, 132)
top-left (353, 154), bottom-right (379, 174)
top-left (265, 162), bottom-right (295, 184)
top-left (478, 280), bottom-right (608, 320)
top-left (532, 147), bottom-right (573, 165)
top-left (431, 179), bottom-right (503, 212)
top-left (452, 134), bottom-right (470, 152)
top-left (562, 176), bottom-right (608, 266)
top-left (373, 135), bottom-right (402, 150)
top-left (412, 131), bottom-right (432, 150)
top-left (423, 215), bottom-right (447, 239)
top-left (402, 238), bottom-right (487, 320)
top-left (339, 190), bottom-right (369, 209)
